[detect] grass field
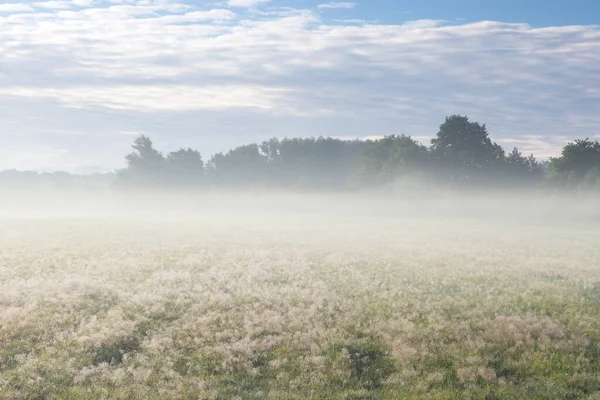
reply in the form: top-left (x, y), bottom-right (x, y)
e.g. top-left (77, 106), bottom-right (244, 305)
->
top-left (1, 194), bottom-right (600, 399)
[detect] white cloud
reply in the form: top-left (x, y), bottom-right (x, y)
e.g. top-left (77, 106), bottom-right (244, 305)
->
top-left (72, 0), bottom-right (94, 6)
top-left (33, 1), bottom-right (73, 10)
top-left (227, 0), bottom-right (270, 8)
top-left (182, 9), bottom-right (236, 21)
top-left (317, 2), bottom-right (357, 10)
top-left (0, 85), bottom-right (290, 111)
top-left (497, 136), bottom-right (571, 159)
top-left (0, 3), bottom-right (34, 12)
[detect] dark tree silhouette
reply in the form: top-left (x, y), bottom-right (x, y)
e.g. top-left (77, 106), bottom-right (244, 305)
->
top-left (106, 118), bottom-right (599, 193)
top-left (116, 135), bottom-right (166, 187)
top-left (547, 138), bottom-right (600, 189)
top-left (503, 147), bottom-right (544, 187)
top-left (430, 115), bottom-right (505, 184)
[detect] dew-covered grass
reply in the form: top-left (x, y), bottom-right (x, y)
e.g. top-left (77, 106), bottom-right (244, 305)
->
top-left (1, 194), bottom-right (600, 399)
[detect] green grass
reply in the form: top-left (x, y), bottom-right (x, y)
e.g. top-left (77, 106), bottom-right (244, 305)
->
top-left (1, 211), bottom-right (600, 399)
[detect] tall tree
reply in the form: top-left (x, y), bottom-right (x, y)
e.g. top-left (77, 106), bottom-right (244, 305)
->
top-left (116, 135), bottom-right (166, 187)
top-left (430, 115), bottom-right (505, 184)
top-left (125, 135), bottom-right (165, 171)
top-left (547, 138), bottom-right (600, 189)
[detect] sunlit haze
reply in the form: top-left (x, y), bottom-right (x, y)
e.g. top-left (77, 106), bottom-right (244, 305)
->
top-left (2, 1), bottom-right (600, 399)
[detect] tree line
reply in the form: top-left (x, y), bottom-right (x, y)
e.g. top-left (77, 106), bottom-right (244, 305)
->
top-left (111, 114), bottom-right (600, 192)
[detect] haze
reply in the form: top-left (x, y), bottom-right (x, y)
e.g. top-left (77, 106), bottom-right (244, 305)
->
top-left (2, 186), bottom-right (600, 398)
top-left (2, 0), bottom-right (600, 398)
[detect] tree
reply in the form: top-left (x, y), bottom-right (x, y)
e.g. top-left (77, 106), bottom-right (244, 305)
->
top-left (166, 148), bottom-right (205, 186)
top-left (206, 144), bottom-right (269, 187)
top-left (259, 138), bottom-right (282, 163)
top-left (503, 147), bottom-right (544, 187)
top-left (353, 135), bottom-right (429, 187)
top-left (125, 135), bottom-right (165, 171)
top-left (206, 137), bottom-right (367, 190)
top-left (582, 168), bottom-right (600, 191)
top-left (116, 135), bottom-right (166, 187)
top-left (548, 138), bottom-right (600, 189)
top-left (275, 137), bottom-right (368, 190)
top-left (430, 115), bottom-right (505, 184)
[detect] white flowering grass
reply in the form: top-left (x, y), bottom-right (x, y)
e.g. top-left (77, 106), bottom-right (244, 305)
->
top-left (1, 194), bottom-right (600, 399)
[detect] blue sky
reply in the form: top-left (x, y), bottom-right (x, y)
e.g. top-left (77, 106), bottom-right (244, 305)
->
top-left (350, 0), bottom-right (599, 26)
top-left (0, 0), bottom-right (599, 172)
top-left (272, 0), bottom-right (600, 26)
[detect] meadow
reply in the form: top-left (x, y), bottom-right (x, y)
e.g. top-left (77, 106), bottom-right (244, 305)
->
top-left (1, 193), bottom-right (600, 399)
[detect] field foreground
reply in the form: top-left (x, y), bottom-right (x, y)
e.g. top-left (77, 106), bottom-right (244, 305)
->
top-left (1, 194), bottom-right (600, 399)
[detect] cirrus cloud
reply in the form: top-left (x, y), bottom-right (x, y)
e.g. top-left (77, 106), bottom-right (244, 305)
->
top-left (227, 0), bottom-right (270, 8)
top-left (317, 2), bottom-right (357, 10)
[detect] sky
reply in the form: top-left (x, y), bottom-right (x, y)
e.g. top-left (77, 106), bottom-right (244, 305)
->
top-left (0, 0), bottom-right (599, 172)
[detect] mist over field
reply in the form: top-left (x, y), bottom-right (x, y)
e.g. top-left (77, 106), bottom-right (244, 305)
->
top-left (1, 187), bottom-right (600, 399)
top-left (2, 0), bottom-right (600, 395)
